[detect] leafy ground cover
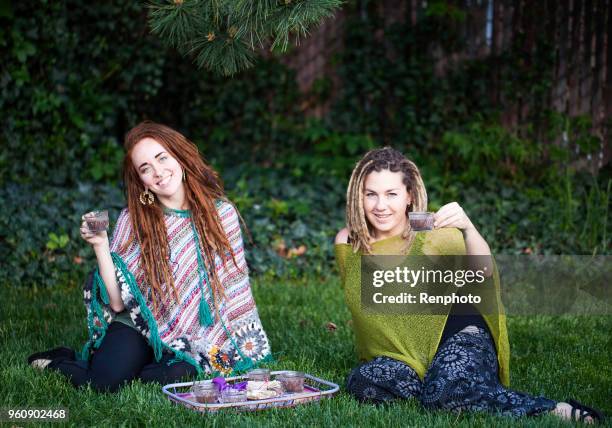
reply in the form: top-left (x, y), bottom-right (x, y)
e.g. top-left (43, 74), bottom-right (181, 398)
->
top-left (2, 278), bottom-right (610, 427)
top-left (2, 167), bottom-right (609, 289)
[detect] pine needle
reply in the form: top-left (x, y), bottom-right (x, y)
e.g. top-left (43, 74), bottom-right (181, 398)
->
top-left (147, 0), bottom-right (343, 76)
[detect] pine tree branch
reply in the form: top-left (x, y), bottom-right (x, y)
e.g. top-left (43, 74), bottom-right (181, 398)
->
top-left (147, 0), bottom-right (343, 76)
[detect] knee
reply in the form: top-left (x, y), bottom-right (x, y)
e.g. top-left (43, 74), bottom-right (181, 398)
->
top-left (420, 374), bottom-right (448, 409)
top-left (139, 360), bottom-right (198, 385)
top-left (421, 375), bottom-right (472, 410)
top-left (459, 325), bottom-right (480, 334)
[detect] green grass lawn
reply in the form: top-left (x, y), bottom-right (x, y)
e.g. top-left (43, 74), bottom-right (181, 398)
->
top-left (1, 277), bottom-right (610, 427)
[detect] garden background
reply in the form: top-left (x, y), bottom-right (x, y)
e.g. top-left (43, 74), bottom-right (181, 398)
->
top-left (1, 0), bottom-right (610, 426)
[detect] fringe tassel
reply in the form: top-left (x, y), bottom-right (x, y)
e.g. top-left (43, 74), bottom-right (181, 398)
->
top-left (79, 341), bottom-right (92, 361)
top-left (94, 270), bottom-right (109, 305)
top-left (232, 357), bottom-right (255, 373)
top-left (191, 222), bottom-right (214, 328)
top-left (229, 353), bottom-right (275, 376)
top-left (166, 357), bottom-right (181, 366)
top-left (81, 269), bottom-right (110, 360)
top-left (163, 345), bottom-right (203, 375)
top-left (111, 253), bottom-right (164, 361)
top-left (198, 293), bottom-right (213, 327)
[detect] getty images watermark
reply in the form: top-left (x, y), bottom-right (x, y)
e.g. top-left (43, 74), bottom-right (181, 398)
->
top-left (361, 255), bottom-right (610, 316)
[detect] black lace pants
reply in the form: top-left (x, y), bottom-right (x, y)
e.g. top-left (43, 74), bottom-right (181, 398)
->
top-left (346, 327), bottom-right (557, 417)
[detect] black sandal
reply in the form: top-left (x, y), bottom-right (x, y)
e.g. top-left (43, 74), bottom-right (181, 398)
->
top-left (27, 347), bottom-right (75, 366)
top-left (567, 398), bottom-right (604, 424)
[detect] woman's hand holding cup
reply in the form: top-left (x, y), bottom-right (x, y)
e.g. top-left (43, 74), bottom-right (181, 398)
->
top-left (80, 211), bottom-right (109, 248)
top-left (433, 202), bottom-right (475, 231)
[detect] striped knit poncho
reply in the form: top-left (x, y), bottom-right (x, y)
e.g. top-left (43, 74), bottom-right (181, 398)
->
top-left (81, 200), bottom-right (272, 376)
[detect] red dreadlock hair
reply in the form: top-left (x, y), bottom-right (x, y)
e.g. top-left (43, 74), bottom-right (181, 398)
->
top-left (122, 121), bottom-right (238, 315)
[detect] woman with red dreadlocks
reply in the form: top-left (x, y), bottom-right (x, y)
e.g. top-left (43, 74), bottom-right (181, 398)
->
top-left (27, 121), bottom-right (272, 392)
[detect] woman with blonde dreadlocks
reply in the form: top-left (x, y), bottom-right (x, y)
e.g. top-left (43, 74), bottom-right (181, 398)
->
top-left (334, 147), bottom-right (602, 423)
top-left (27, 121), bottom-right (272, 392)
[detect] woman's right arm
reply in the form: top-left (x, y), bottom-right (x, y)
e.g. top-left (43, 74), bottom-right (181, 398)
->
top-left (334, 227), bottom-right (349, 285)
top-left (81, 214), bottom-right (125, 312)
top-left (335, 227), bottom-right (349, 244)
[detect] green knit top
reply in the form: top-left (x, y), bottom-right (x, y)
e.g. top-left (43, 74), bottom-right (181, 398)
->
top-left (113, 310), bottom-right (135, 328)
top-left (335, 228), bottom-right (510, 386)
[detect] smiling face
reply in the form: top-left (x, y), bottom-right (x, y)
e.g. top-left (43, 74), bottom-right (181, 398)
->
top-left (131, 137), bottom-right (184, 203)
top-left (363, 169), bottom-right (412, 240)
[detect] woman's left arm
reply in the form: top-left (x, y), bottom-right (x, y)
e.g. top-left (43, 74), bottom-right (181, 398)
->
top-left (433, 202), bottom-right (493, 274)
top-left (433, 202), bottom-right (490, 255)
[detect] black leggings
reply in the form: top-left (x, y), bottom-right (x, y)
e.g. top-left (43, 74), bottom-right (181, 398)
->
top-left (49, 322), bottom-right (197, 392)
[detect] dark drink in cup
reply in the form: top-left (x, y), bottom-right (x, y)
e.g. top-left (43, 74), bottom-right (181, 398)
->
top-left (276, 371), bottom-right (305, 393)
top-left (409, 212), bottom-right (434, 231)
top-left (191, 382), bottom-right (218, 404)
top-left (85, 210), bottom-right (109, 233)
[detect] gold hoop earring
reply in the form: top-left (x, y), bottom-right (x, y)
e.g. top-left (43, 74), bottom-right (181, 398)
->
top-left (139, 189), bottom-right (155, 205)
top-left (182, 170), bottom-right (186, 182)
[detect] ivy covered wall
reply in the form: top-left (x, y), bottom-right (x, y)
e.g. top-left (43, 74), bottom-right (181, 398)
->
top-left (1, 1), bottom-right (609, 290)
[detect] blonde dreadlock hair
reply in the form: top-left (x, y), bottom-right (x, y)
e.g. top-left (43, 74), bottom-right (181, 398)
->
top-left (346, 147), bottom-right (427, 254)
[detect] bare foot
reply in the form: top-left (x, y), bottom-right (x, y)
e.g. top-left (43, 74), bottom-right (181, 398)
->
top-left (553, 402), bottom-right (595, 424)
top-left (30, 358), bottom-right (52, 370)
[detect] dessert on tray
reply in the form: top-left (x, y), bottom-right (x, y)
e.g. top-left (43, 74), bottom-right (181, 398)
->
top-left (164, 370), bottom-right (339, 412)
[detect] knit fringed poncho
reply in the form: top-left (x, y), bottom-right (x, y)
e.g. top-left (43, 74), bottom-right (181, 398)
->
top-left (81, 200), bottom-right (272, 376)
